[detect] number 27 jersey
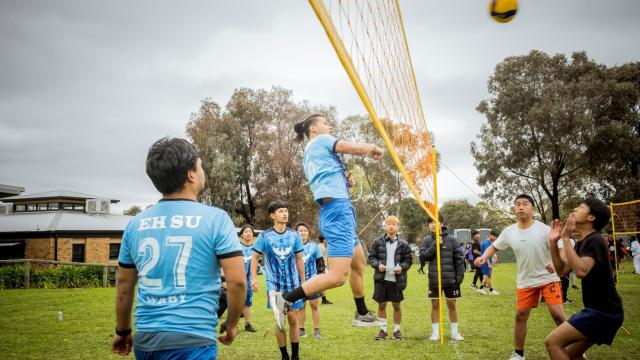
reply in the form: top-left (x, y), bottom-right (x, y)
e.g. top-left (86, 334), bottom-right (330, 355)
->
top-left (118, 199), bottom-right (242, 340)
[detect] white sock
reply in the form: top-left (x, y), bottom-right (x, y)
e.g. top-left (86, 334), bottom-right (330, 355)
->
top-left (451, 323), bottom-right (458, 333)
top-left (432, 323), bottom-right (439, 334)
top-left (380, 323), bottom-right (387, 332)
top-left (393, 324), bottom-right (401, 332)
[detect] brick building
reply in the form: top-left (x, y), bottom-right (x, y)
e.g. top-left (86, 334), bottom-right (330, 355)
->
top-left (0, 189), bottom-right (131, 264)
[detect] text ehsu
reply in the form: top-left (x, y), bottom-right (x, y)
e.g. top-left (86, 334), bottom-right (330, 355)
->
top-left (137, 215), bottom-right (202, 231)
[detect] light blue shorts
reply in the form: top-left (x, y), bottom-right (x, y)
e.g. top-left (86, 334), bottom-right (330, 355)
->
top-left (319, 198), bottom-right (360, 257)
top-left (134, 344), bottom-right (216, 360)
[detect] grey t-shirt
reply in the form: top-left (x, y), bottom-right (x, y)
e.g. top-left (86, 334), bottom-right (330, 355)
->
top-left (384, 239), bottom-right (398, 282)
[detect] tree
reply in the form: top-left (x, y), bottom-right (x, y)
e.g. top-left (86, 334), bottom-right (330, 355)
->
top-left (472, 51), bottom-right (606, 221)
top-left (123, 205), bottom-right (142, 216)
top-left (439, 199), bottom-right (483, 231)
top-left (476, 201), bottom-right (513, 233)
top-left (390, 197), bottom-right (430, 243)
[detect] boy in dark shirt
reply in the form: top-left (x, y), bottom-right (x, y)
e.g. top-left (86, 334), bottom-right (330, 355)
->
top-left (546, 198), bottom-right (624, 359)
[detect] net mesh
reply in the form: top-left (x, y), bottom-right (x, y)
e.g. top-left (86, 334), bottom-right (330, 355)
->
top-left (309, 0), bottom-right (437, 218)
top-left (611, 200), bottom-right (640, 235)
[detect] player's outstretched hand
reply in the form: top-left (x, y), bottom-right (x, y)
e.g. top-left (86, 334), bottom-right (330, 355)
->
top-left (548, 219), bottom-right (562, 244)
top-left (218, 321), bottom-right (237, 345)
top-left (370, 146), bottom-right (384, 161)
top-left (112, 334), bottom-right (132, 356)
top-left (561, 215), bottom-right (576, 240)
top-left (474, 257), bottom-right (485, 267)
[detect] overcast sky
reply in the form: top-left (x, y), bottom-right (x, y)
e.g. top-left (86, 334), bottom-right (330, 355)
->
top-left (1, 0), bottom-right (639, 213)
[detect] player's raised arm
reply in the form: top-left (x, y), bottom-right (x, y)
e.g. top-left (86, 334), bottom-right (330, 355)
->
top-left (335, 140), bottom-right (383, 160)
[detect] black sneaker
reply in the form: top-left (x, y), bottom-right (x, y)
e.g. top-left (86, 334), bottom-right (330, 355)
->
top-left (375, 330), bottom-right (388, 340)
top-left (321, 299), bottom-right (333, 305)
top-left (393, 330), bottom-right (404, 340)
top-left (245, 323), bottom-right (256, 332)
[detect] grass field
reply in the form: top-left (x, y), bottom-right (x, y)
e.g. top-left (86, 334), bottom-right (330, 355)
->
top-left (0, 263), bottom-right (638, 360)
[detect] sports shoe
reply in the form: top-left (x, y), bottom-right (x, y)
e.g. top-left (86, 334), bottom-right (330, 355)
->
top-left (299, 328), bottom-right (307, 338)
top-left (351, 311), bottom-right (384, 327)
top-left (470, 284), bottom-right (477, 289)
top-left (564, 299), bottom-right (574, 305)
top-left (313, 329), bottom-right (323, 340)
top-left (477, 288), bottom-right (487, 295)
top-left (321, 299), bottom-right (334, 305)
top-left (375, 330), bottom-right (388, 340)
top-left (451, 331), bottom-right (464, 341)
top-left (429, 332), bottom-right (440, 341)
top-left (509, 352), bottom-right (525, 360)
top-left (245, 323), bottom-right (256, 332)
top-left (572, 285), bottom-right (579, 289)
top-left (489, 290), bottom-right (499, 295)
top-left (393, 330), bottom-right (404, 340)
top-left (268, 291), bottom-right (290, 332)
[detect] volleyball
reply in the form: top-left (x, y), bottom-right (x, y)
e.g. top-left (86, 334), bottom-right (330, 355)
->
top-left (489, 0), bottom-right (518, 23)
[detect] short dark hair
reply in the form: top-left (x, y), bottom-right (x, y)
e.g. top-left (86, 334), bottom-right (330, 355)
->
top-left (489, 230), bottom-right (499, 237)
top-left (293, 114), bottom-right (324, 142)
top-left (267, 200), bottom-right (288, 214)
top-left (471, 229), bottom-right (479, 236)
top-left (582, 198), bottom-right (610, 232)
top-left (295, 222), bottom-right (310, 231)
top-left (514, 194), bottom-right (535, 206)
top-left (146, 137), bottom-right (200, 195)
top-left (238, 224), bottom-right (255, 237)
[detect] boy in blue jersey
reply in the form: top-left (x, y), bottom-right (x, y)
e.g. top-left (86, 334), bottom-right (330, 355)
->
top-left (112, 138), bottom-right (246, 359)
top-left (238, 225), bottom-right (257, 332)
top-left (295, 222), bottom-right (326, 340)
top-left (477, 230), bottom-right (499, 295)
top-left (276, 114), bottom-right (384, 329)
top-left (250, 201), bottom-right (305, 360)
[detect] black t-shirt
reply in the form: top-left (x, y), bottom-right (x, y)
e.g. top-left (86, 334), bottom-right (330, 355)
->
top-left (471, 240), bottom-right (481, 260)
top-left (575, 232), bottom-right (624, 314)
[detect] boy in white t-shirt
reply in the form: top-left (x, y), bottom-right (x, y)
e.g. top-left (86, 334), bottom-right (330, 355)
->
top-left (475, 194), bottom-right (566, 360)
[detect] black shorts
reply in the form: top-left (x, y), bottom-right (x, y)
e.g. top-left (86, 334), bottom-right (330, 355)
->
top-left (373, 280), bottom-right (404, 303)
top-left (568, 307), bottom-right (624, 345)
top-left (428, 285), bottom-right (461, 300)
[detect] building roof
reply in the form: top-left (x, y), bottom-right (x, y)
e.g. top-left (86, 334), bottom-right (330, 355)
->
top-left (0, 184), bottom-right (25, 198)
top-left (1, 189), bottom-right (119, 204)
top-left (0, 211), bottom-right (132, 238)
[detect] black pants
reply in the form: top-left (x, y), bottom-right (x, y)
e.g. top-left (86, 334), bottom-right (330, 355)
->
top-left (561, 275), bottom-right (569, 302)
top-left (217, 287), bottom-right (228, 318)
top-left (473, 267), bottom-right (483, 286)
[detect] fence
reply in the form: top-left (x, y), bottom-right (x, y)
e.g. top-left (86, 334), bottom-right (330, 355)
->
top-left (0, 259), bottom-right (118, 289)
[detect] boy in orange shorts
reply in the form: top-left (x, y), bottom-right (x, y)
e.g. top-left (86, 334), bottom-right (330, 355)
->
top-left (475, 194), bottom-right (566, 360)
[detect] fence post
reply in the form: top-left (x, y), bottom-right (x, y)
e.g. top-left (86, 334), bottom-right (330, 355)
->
top-left (24, 260), bottom-right (31, 289)
top-left (103, 266), bottom-right (108, 288)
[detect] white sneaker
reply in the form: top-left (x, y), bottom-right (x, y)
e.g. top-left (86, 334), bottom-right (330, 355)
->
top-left (451, 331), bottom-right (464, 341)
top-left (429, 332), bottom-right (440, 341)
top-left (268, 291), bottom-right (290, 332)
top-left (477, 288), bottom-right (487, 295)
top-left (489, 290), bottom-right (500, 295)
top-left (509, 352), bottom-right (525, 360)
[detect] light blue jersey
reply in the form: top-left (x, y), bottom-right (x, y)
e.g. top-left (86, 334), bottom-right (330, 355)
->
top-left (241, 243), bottom-right (253, 282)
top-left (253, 227), bottom-right (303, 292)
top-left (302, 240), bottom-right (323, 280)
top-left (303, 134), bottom-right (350, 201)
top-left (118, 199), bottom-right (242, 341)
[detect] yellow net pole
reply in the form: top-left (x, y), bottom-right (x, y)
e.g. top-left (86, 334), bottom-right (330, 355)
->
top-left (609, 203), bottom-right (619, 280)
top-left (308, 0), bottom-right (436, 219)
top-left (432, 146), bottom-right (444, 344)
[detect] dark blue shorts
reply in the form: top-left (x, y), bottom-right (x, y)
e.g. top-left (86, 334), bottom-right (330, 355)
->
top-left (319, 198), bottom-right (360, 257)
top-left (135, 344), bottom-right (217, 360)
top-left (481, 264), bottom-right (492, 276)
top-left (245, 284), bottom-right (253, 307)
top-left (568, 307), bottom-right (624, 345)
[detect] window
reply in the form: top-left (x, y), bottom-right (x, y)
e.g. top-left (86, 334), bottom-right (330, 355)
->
top-left (26, 204), bottom-right (36, 211)
top-left (63, 203), bottom-right (74, 210)
top-left (73, 204), bottom-right (85, 211)
top-left (48, 203), bottom-right (59, 210)
top-left (37, 203), bottom-right (48, 211)
top-left (15, 204), bottom-right (25, 212)
top-left (109, 243), bottom-right (121, 260)
top-left (72, 244), bottom-right (85, 263)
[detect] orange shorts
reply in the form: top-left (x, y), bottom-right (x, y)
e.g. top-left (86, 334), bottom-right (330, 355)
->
top-left (516, 281), bottom-right (563, 309)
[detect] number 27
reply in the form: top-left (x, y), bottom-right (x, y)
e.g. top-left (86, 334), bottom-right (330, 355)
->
top-left (138, 236), bottom-right (192, 289)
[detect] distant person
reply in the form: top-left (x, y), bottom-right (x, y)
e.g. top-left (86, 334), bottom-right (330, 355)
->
top-left (477, 230), bottom-right (499, 295)
top-left (238, 225), bottom-right (257, 332)
top-left (296, 222), bottom-right (326, 340)
top-left (470, 230), bottom-right (483, 288)
top-left (463, 242), bottom-right (473, 272)
top-left (546, 198), bottom-right (624, 359)
top-left (367, 216), bottom-right (413, 340)
top-left (317, 236), bottom-right (334, 305)
top-left (420, 219), bottom-right (465, 341)
top-left (112, 137), bottom-right (246, 359)
top-left (630, 236), bottom-right (640, 274)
